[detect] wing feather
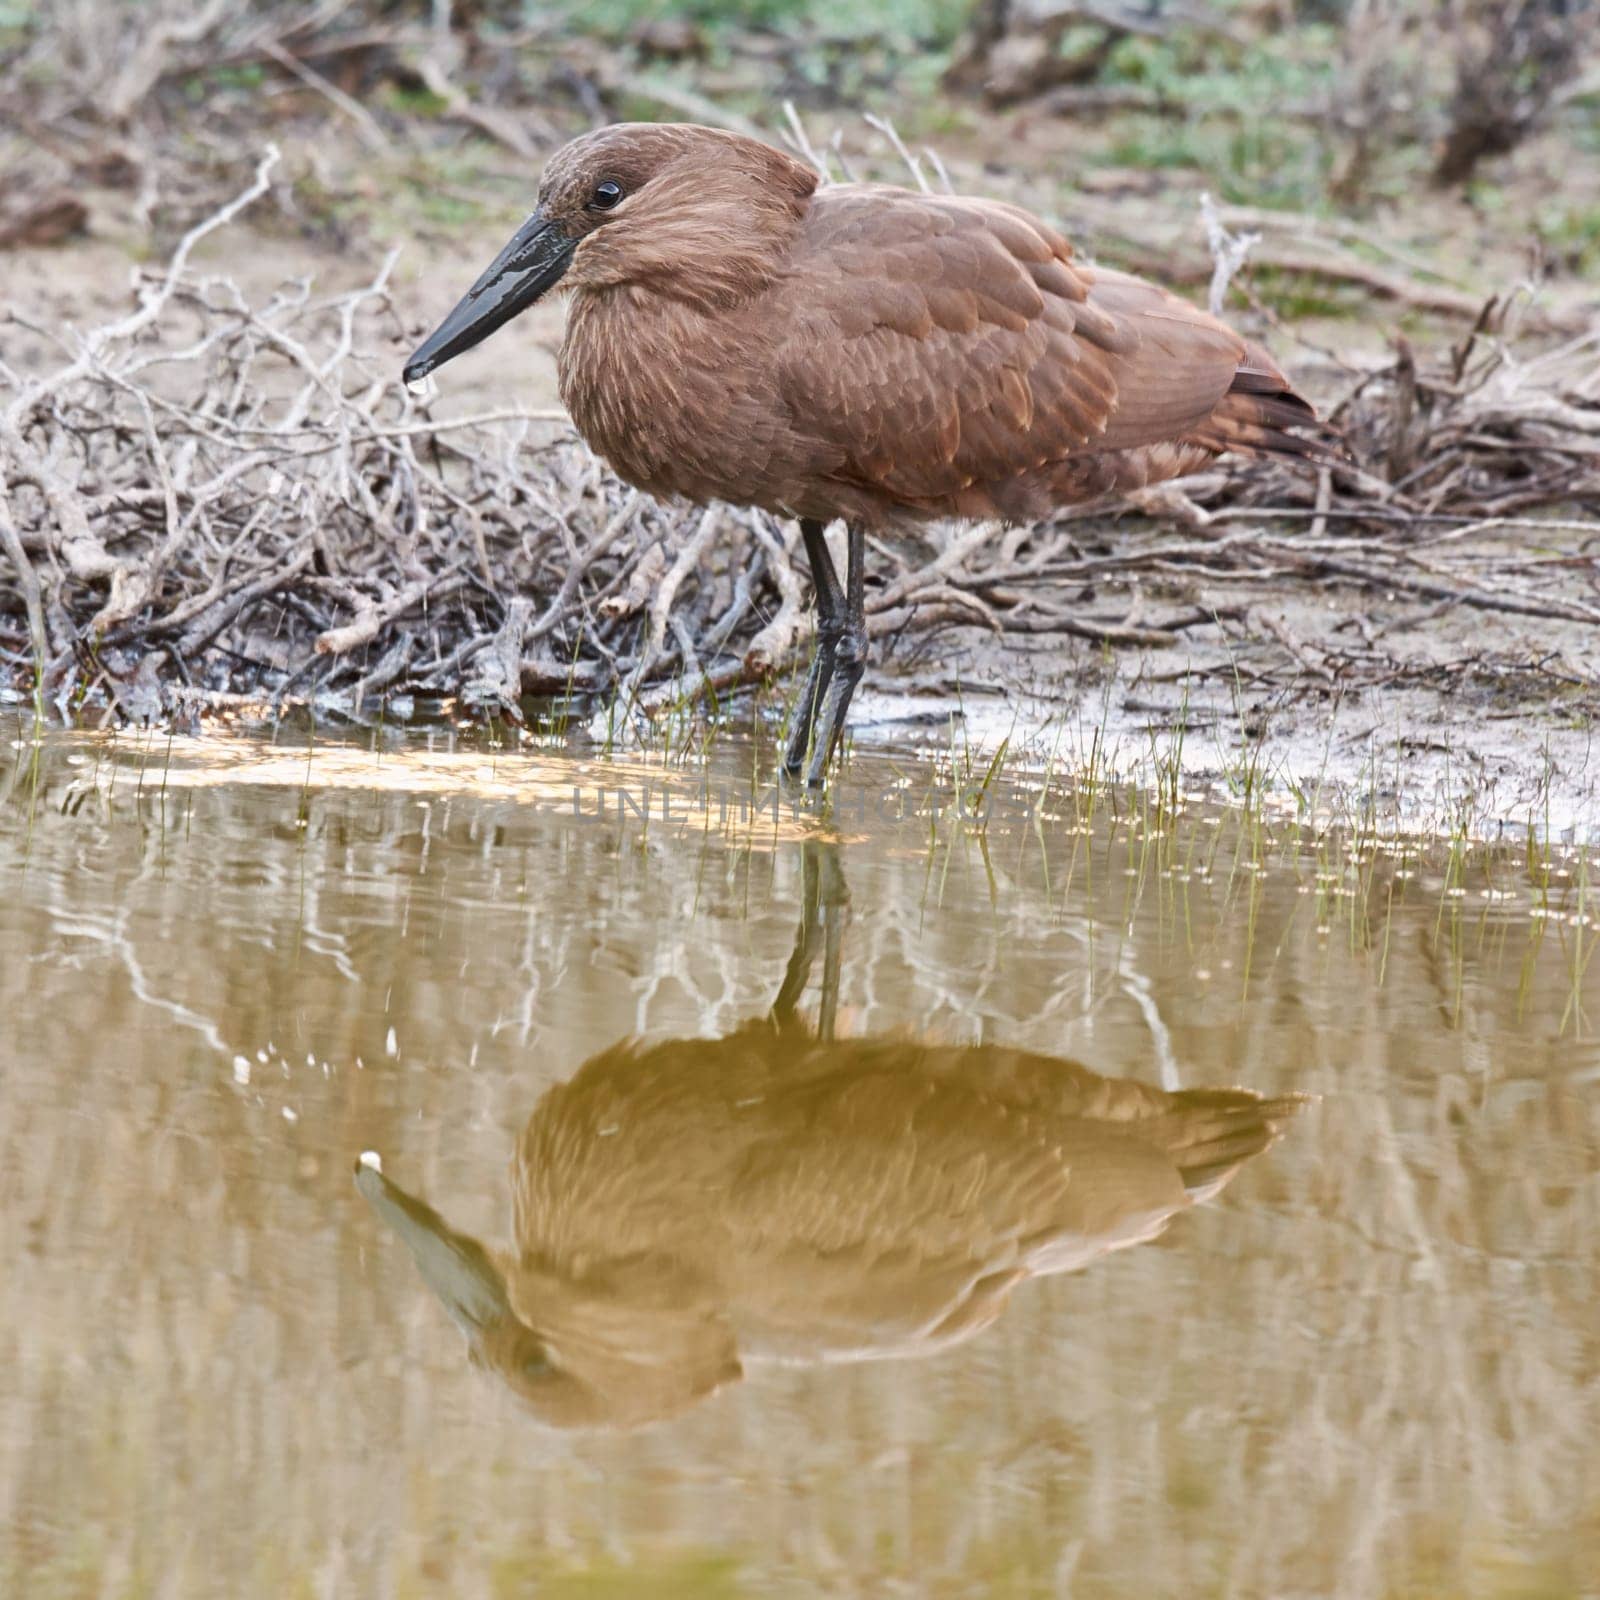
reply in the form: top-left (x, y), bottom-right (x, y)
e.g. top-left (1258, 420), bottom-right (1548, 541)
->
top-left (779, 188), bottom-right (1292, 513)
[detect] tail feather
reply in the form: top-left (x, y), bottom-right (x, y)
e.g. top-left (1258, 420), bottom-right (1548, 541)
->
top-left (1189, 352), bottom-right (1342, 465)
top-left (1156, 1088), bottom-right (1309, 1199)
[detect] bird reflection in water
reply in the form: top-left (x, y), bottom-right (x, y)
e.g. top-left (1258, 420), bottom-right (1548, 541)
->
top-left (358, 843), bottom-right (1302, 1429)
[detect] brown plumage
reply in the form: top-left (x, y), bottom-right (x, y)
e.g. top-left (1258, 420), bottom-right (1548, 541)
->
top-left (357, 845), bottom-right (1305, 1430)
top-left (358, 1031), bottom-right (1300, 1430)
top-left (405, 123), bottom-right (1328, 781)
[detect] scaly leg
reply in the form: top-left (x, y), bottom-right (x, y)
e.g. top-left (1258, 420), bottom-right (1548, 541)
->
top-left (782, 518), bottom-right (846, 778)
top-left (804, 522), bottom-right (867, 789)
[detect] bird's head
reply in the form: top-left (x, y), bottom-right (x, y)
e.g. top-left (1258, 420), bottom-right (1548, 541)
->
top-left (403, 122), bottom-right (819, 384)
top-left (356, 1156), bottom-right (742, 1429)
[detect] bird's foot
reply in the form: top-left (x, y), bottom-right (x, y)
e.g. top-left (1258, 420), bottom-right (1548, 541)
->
top-left (781, 628), bottom-right (841, 780)
top-left (801, 629), bottom-right (865, 790)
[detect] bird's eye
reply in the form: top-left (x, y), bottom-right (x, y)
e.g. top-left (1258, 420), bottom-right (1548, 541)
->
top-left (590, 180), bottom-right (624, 211)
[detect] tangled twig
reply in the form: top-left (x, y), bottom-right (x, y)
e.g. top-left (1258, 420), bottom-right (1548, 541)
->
top-left (1, 155), bottom-right (1597, 727)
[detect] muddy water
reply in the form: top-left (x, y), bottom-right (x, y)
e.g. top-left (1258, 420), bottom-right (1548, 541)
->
top-left (2, 717), bottom-right (1597, 1600)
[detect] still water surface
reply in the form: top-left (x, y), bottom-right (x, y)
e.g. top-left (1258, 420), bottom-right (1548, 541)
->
top-left (2, 718), bottom-right (1598, 1598)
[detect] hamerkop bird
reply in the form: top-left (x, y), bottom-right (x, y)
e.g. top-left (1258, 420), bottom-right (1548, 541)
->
top-left (357, 843), bottom-right (1303, 1430)
top-left (405, 122), bottom-right (1325, 784)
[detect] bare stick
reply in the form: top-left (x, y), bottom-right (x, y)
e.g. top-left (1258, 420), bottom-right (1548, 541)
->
top-left (1199, 192), bottom-right (1260, 317)
top-left (4, 145), bottom-right (281, 431)
top-left (0, 465), bottom-right (47, 679)
top-left (261, 40), bottom-right (391, 153)
top-left (863, 113), bottom-right (930, 193)
top-left (780, 101), bottom-right (832, 182)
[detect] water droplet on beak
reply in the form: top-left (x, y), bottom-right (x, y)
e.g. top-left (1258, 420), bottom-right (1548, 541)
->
top-left (405, 375), bottom-right (434, 400)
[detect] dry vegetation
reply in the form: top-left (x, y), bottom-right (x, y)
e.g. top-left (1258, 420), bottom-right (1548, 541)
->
top-left (2, 0), bottom-right (1599, 735)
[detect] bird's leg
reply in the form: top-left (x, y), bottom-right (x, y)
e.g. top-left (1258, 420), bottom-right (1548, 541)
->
top-left (803, 522), bottom-right (867, 789)
top-left (782, 518), bottom-right (846, 779)
top-left (769, 840), bottom-right (849, 1041)
top-left (817, 863), bottom-right (844, 1046)
top-left (770, 838), bottom-right (823, 1025)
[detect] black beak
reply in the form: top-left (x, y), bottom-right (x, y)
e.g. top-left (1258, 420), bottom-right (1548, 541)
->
top-left (403, 207), bottom-right (576, 385)
top-left (355, 1159), bottom-right (514, 1339)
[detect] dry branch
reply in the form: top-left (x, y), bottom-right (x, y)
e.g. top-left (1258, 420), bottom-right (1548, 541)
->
top-left (1, 150), bottom-right (1597, 729)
